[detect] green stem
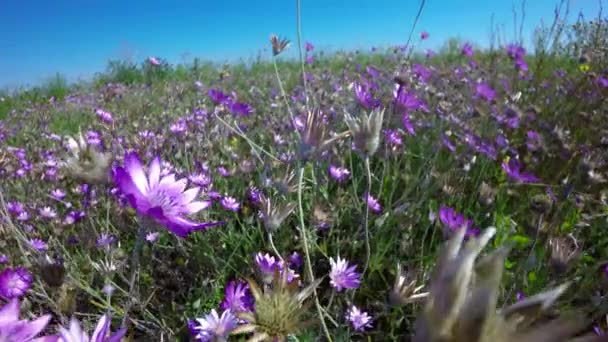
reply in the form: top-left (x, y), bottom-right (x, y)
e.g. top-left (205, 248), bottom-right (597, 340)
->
top-left (272, 58), bottom-right (298, 139)
top-left (296, 0), bottom-right (309, 108)
top-left (297, 166), bottom-right (333, 342)
top-left (361, 157), bottom-right (372, 276)
top-left (121, 223), bottom-right (147, 327)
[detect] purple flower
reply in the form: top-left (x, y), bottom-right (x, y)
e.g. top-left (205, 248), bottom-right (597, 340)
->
top-left (354, 81), bottom-right (379, 109)
top-left (189, 173), bottom-right (212, 188)
top-left (597, 76), bottom-right (608, 88)
top-left (208, 89), bottom-right (230, 105)
top-left (526, 130), bottom-right (542, 151)
top-left (220, 280), bottom-right (254, 313)
top-left (194, 309), bottom-right (237, 341)
top-left (413, 63), bottom-right (432, 82)
top-left (305, 55), bottom-right (314, 65)
top-left (305, 42), bottom-right (314, 52)
top-left (0, 267), bottom-right (33, 298)
top-left (6, 201), bottom-right (25, 216)
top-left (384, 129), bottom-right (403, 147)
top-left (247, 187), bottom-right (263, 205)
top-left (50, 189), bottom-right (66, 200)
top-left (440, 134), bottom-right (456, 152)
top-left (394, 86), bottom-right (427, 113)
top-left (0, 298), bottom-right (53, 341)
top-left (95, 109), bottom-right (114, 124)
top-left (0, 255), bottom-right (7, 264)
top-left (476, 82), bottom-right (496, 102)
top-left (255, 252), bottom-right (281, 283)
top-left (329, 256), bottom-right (361, 291)
top-left (420, 31), bottom-right (429, 39)
top-left (112, 152), bottom-right (222, 238)
top-left (148, 56), bottom-right (161, 65)
top-left (461, 43), bottom-right (474, 57)
top-left (438, 206), bottom-right (479, 237)
top-left (57, 314), bottom-right (127, 342)
top-left (329, 165), bottom-right (350, 183)
top-left (346, 305), bottom-right (373, 331)
top-left (145, 232), bottom-right (160, 243)
top-left (364, 193), bottom-right (382, 214)
top-left (29, 238), bottom-right (48, 251)
top-left (402, 114), bottom-right (416, 136)
top-left (516, 291), bottom-right (526, 302)
top-left (501, 158), bottom-right (539, 183)
top-left (230, 102), bottom-right (253, 117)
top-left (220, 196), bottom-right (240, 211)
top-left (288, 251), bottom-right (302, 269)
top-left (38, 206), bottom-right (57, 219)
top-left (96, 233), bottom-right (116, 248)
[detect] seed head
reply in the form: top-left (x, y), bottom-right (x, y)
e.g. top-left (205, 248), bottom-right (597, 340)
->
top-left (344, 108), bottom-right (385, 157)
top-left (270, 34), bottom-right (290, 56)
top-left (259, 196), bottom-right (296, 233)
top-left (62, 132), bottom-right (112, 184)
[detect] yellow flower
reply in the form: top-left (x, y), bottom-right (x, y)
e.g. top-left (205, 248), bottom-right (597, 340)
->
top-left (579, 64), bottom-right (590, 72)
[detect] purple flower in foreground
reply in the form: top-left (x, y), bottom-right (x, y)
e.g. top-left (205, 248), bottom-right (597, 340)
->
top-left (476, 82), bottom-right (496, 102)
top-left (461, 43), bottom-right (474, 57)
top-left (194, 309), bottom-right (237, 342)
top-left (255, 252), bottom-right (281, 283)
top-left (0, 267), bottom-right (33, 298)
top-left (230, 102), bottom-right (253, 117)
top-left (112, 152), bottom-right (222, 238)
top-left (220, 196), bottom-right (240, 211)
top-left (438, 206), bottom-right (479, 237)
top-left (6, 201), bottom-right (25, 216)
top-left (329, 165), bottom-right (350, 183)
top-left (346, 305), bottom-right (373, 332)
top-left (220, 280), bottom-right (254, 313)
top-left (501, 158), bottom-right (539, 183)
top-left (364, 193), bottom-right (382, 214)
top-left (354, 81), bottom-right (379, 109)
top-left (0, 298), bottom-right (53, 341)
top-left (329, 256), bottom-right (361, 291)
top-left (208, 89), bottom-right (230, 105)
top-left (95, 109), bottom-right (114, 124)
top-left (394, 86), bottom-right (427, 114)
top-left (57, 314), bottom-right (127, 342)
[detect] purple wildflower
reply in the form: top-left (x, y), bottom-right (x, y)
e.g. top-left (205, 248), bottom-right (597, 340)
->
top-left (148, 56), bottom-right (161, 65)
top-left (189, 173), bottom-right (212, 188)
top-left (288, 251), bottom-right (302, 269)
top-left (461, 43), bottom-right (474, 57)
top-left (220, 280), bottom-right (254, 313)
top-left (96, 233), bottom-right (116, 248)
top-left (440, 134), bottom-right (456, 152)
top-left (145, 232), bottom-right (160, 243)
top-left (438, 206), bottom-right (480, 237)
top-left (402, 114), bottom-right (416, 136)
top-left (230, 102), bottom-right (253, 117)
top-left (29, 238), bottom-right (48, 251)
top-left (329, 165), bottom-right (350, 183)
top-left (194, 309), bottom-right (237, 342)
top-left (208, 89), bottom-right (230, 105)
top-left (6, 201), bottom-right (25, 216)
top-left (95, 109), bottom-right (114, 124)
top-left (394, 86), bottom-right (427, 113)
top-left (255, 252), bottom-right (281, 283)
top-left (38, 206), bottom-right (57, 219)
top-left (329, 256), bottom-right (361, 291)
top-left (420, 31), bottom-right (429, 39)
top-left (501, 158), bottom-right (539, 183)
top-left (0, 267), bottom-right (33, 298)
top-left (413, 63), bottom-right (432, 82)
top-left (0, 255), bottom-right (7, 264)
top-left (50, 189), bottom-right (66, 200)
top-left (346, 306), bottom-right (373, 332)
top-left (364, 193), bottom-right (382, 214)
top-left (476, 82), bottom-right (496, 102)
top-left (112, 152), bottom-right (222, 238)
top-left (385, 129), bottom-right (403, 147)
top-left (220, 196), bottom-right (240, 211)
top-left (305, 42), bottom-right (314, 52)
top-left (353, 81), bottom-right (379, 109)
top-left (0, 298), bottom-right (53, 341)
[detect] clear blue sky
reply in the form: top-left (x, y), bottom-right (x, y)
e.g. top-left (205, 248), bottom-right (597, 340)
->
top-left (0, 0), bottom-right (601, 88)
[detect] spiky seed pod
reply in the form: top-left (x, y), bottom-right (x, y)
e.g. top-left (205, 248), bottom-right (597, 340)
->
top-left (413, 227), bottom-right (608, 342)
top-left (232, 271), bottom-right (321, 341)
top-left (389, 263), bottom-right (428, 306)
top-left (548, 235), bottom-right (580, 275)
top-left (270, 34), bottom-right (290, 56)
top-left (259, 196), bottom-right (296, 233)
top-left (37, 254), bottom-right (66, 288)
top-left (298, 109), bottom-right (348, 162)
top-left (63, 132), bottom-right (112, 184)
top-left (344, 108), bottom-right (385, 157)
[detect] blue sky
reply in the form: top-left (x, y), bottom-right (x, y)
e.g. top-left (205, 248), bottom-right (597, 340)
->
top-left (0, 0), bottom-right (601, 88)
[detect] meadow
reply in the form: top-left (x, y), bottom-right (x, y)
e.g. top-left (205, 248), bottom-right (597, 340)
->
top-left (0, 11), bottom-right (608, 342)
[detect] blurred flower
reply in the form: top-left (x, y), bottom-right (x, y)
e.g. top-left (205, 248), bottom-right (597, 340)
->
top-left (0, 255), bottom-right (7, 264)
top-left (420, 31), bottom-right (429, 39)
top-left (390, 263), bottom-right (427, 305)
top-left (220, 280), bottom-right (254, 313)
top-left (148, 56), bottom-right (161, 65)
top-left (270, 34), bottom-right (290, 56)
top-left (440, 133), bottom-right (456, 152)
top-left (193, 309), bottom-right (237, 341)
top-left (208, 89), bottom-right (230, 105)
top-left (63, 132), bottom-right (112, 184)
top-left (305, 55), bottom-right (314, 64)
top-left (0, 298), bottom-right (53, 341)
top-left (438, 206), bottom-right (479, 237)
top-left (56, 314), bottom-right (127, 342)
top-left (364, 193), bottom-right (382, 214)
top-left (259, 196), bottom-right (295, 232)
top-left (38, 206), bottom-right (57, 219)
top-left (385, 129), bottom-right (403, 147)
top-left (354, 81), bottom-right (380, 109)
top-left (0, 267), bottom-right (32, 298)
top-left (255, 252), bottom-right (281, 284)
top-left (329, 256), bottom-right (361, 291)
top-left (329, 165), bottom-right (350, 183)
top-left (548, 235), bottom-right (580, 274)
top-left (288, 252), bottom-right (302, 269)
top-left (230, 102), bottom-right (253, 117)
top-left (112, 152), bottom-right (222, 238)
top-left (95, 108), bottom-right (114, 124)
top-left (189, 172), bottom-right (212, 188)
top-left (29, 238), bottom-right (48, 251)
top-left (344, 108), bottom-right (385, 156)
top-left (305, 41), bottom-right (314, 51)
top-left (145, 232), bottom-right (159, 243)
top-left (96, 233), bottom-right (116, 248)
top-left (476, 82), bottom-right (496, 102)
top-left (461, 43), bottom-right (474, 57)
top-left (346, 306), bottom-right (373, 332)
top-left (501, 158), bottom-right (539, 183)
top-left (220, 196), bottom-right (240, 211)
top-left (50, 189), bottom-right (66, 200)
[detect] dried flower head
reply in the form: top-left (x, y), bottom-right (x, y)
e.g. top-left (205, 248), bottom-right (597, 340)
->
top-left (548, 235), bottom-right (580, 275)
top-left (344, 108), bottom-right (385, 156)
top-left (413, 227), bottom-right (603, 342)
top-left (389, 263), bottom-right (427, 306)
top-left (259, 196), bottom-right (296, 233)
top-left (231, 272), bottom-right (321, 341)
top-left (270, 34), bottom-right (290, 56)
top-left (63, 132), bottom-right (112, 184)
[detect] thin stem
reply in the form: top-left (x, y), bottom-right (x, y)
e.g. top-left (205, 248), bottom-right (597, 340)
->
top-left (404, 0), bottom-right (427, 60)
top-left (296, 0), bottom-right (309, 108)
top-left (297, 166), bottom-right (332, 342)
top-left (272, 58), bottom-right (298, 139)
top-left (361, 157), bottom-right (372, 276)
top-left (267, 232), bottom-right (284, 263)
top-left (121, 223), bottom-right (147, 327)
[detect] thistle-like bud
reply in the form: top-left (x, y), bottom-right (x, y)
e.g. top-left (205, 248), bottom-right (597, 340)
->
top-left (259, 196), bottom-right (296, 233)
top-left (344, 108), bottom-right (384, 157)
top-left (389, 263), bottom-right (428, 306)
top-left (298, 109), bottom-right (347, 162)
top-left (413, 227), bottom-right (604, 342)
top-left (37, 254), bottom-right (66, 288)
top-left (63, 132), bottom-right (112, 184)
top-left (548, 235), bottom-right (580, 275)
top-left (231, 271), bottom-right (321, 341)
top-left (270, 34), bottom-right (290, 56)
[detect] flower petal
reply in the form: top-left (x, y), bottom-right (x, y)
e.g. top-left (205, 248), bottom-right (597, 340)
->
top-left (124, 152), bottom-right (149, 194)
top-left (184, 200), bottom-right (211, 214)
top-left (148, 157), bottom-right (161, 189)
top-left (180, 187), bottom-right (200, 205)
top-left (91, 314), bottom-right (110, 341)
top-left (0, 298), bottom-right (19, 324)
top-left (13, 314), bottom-right (52, 341)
